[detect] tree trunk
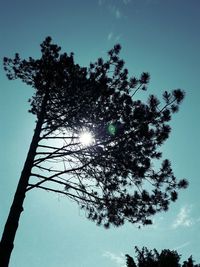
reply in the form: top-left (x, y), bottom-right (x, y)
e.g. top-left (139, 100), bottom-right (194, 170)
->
top-left (0, 94), bottom-right (48, 267)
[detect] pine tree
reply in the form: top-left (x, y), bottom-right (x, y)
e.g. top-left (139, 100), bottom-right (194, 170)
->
top-left (126, 254), bottom-right (137, 267)
top-left (0, 37), bottom-right (187, 266)
top-left (126, 247), bottom-right (200, 267)
top-left (183, 256), bottom-right (200, 267)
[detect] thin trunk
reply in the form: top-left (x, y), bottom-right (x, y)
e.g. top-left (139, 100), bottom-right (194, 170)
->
top-left (0, 94), bottom-right (48, 267)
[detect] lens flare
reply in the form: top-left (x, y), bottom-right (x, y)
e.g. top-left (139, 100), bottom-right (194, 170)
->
top-left (79, 131), bottom-right (94, 146)
top-left (108, 124), bottom-right (116, 135)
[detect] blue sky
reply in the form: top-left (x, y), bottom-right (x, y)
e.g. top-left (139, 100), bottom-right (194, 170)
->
top-left (0, 0), bottom-right (200, 266)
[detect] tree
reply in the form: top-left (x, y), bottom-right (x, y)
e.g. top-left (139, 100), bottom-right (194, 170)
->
top-left (126, 247), bottom-right (200, 267)
top-left (183, 256), bottom-right (200, 267)
top-left (0, 37), bottom-right (187, 266)
top-left (126, 254), bottom-right (137, 267)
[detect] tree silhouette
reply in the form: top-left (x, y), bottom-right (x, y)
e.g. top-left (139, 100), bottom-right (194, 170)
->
top-left (183, 256), bottom-right (200, 267)
top-left (0, 37), bottom-right (187, 266)
top-left (126, 247), bottom-right (200, 267)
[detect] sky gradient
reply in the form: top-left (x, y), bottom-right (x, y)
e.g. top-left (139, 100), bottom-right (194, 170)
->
top-left (0, 0), bottom-right (200, 266)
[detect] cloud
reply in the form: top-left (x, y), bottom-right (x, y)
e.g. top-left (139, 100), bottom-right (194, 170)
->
top-left (103, 251), bottom-right (126, 267)
top-left (107, 32), bottom-right (113, 41)
top-left (98, 1), bottom-right (127, 19)
top-left (98, 0), bottom-right (131, 7)
top-left (173, 241), bottom-right (191, 250)
top-left (115, 8), bottom-right (121, 19)
top-left (107, 32), bottom-right (122, 42)
top-left (108, 5), bottom-right (122, 19)
top-left (172, 206), bottom-right (193, 229)
top-left (122, 0), bottom-right (131, 4)
top-left (98, 0), bottom-right (104, 6)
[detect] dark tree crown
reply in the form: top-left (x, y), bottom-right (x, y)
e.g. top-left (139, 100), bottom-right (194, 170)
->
top-left (3, 37), bottom-right (188, 228)
top-left (126, 247), bottom-right (200, 267)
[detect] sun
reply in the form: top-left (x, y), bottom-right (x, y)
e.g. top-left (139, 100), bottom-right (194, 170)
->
top-left (79, 131), bottom-right (95, 146)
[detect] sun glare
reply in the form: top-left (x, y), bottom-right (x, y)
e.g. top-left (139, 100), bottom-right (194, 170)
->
top-left (79, 131), bottom-right (95, 146)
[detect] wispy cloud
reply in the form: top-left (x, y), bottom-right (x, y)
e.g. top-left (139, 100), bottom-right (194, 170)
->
top-left (103, 251), bottom-right (126, 267)
top-left (172, 206), bottom-right (193, 229)
top-left (115, 8), bottom-right (121, 19)
top-left (107, 32), bottom-right (113, 41)
top-left (98, 0), bottom-right (104, 6)
top-left (173, 241), bottom-right (191, 250)
top-left (109, 5), bottom-right (122, 19)
top-left (107, 31), bottom-right (122, 42)
top-left (98, 0), bottom-right (132, 7)
top-left (98, 1), bottom-right (129, 19)
top-left (122, 0), bottom-right (132, 4)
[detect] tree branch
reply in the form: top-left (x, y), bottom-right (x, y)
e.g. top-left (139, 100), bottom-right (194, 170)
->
top-left (28, 184), bottom-right (100, 204)
top-left (28, 159), bottom-right (96, 192)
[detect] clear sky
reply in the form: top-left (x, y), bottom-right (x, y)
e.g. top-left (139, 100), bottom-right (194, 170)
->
top-left (0, 0), bottom-right (200, 266)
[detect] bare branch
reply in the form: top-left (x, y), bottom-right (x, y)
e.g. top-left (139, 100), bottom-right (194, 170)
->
top-left (28, 184), bottom-right (99, 204)
top-left (28, 159), bottom-right (96, 192)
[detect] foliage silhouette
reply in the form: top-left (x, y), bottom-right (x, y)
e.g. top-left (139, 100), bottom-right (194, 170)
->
top-left (126, 247), bottom-right (200, 267)
top-left (0, 37), bottom-right (187, 266)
